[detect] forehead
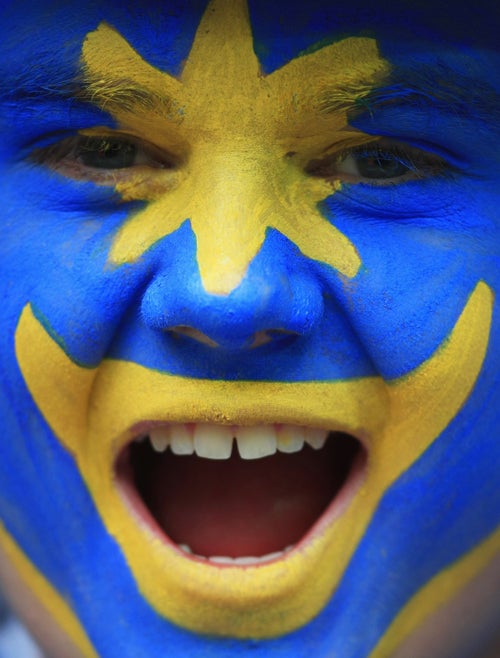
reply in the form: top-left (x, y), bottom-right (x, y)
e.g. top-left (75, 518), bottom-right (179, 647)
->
top-left (2, 0), bottom-right (498, 81)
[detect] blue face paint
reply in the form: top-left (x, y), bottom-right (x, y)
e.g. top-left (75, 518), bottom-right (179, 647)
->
top-left (0, 1), bottom-right (499, 657)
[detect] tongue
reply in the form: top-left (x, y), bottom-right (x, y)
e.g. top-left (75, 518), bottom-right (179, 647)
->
top-left (139, 440), bottom-right (349, 557)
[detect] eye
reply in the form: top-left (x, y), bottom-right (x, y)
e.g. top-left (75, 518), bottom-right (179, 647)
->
top-left (77, 137), bottom-right (140, 169)
top-left (340, 148), bottom-right (412, 179)
top-left (306, 141), bottom-right (447, 185)
top-left (32, 133), bottom-right (176, 183)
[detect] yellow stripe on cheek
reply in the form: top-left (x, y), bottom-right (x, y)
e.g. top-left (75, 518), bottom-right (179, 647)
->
top-left (0, 522), bottom-right (99, 658)
top-left (368, 527), bottom-right (500, 658)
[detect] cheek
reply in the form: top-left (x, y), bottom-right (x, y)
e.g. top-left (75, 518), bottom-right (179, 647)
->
top-left (322, 190), bottom-right (498, 380)
top-left (0, 167), bottom-right (152, 360)
top-left (392, 550), bottom-right (500, 658)
top-left (0, 541), bottom-right (88, 658)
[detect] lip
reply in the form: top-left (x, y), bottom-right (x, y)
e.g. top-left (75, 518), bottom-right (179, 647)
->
top-left (14, 282), bottom-right (492, 637)
top-left (114, 421), bottom-right (369, 566)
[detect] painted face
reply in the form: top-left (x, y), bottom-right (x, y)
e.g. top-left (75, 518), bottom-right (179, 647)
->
top-left (0, 1), bottom-right (499, 656)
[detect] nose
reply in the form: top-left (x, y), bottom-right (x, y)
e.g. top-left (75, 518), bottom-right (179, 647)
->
top-left (140, 229), bottom-right (325, 350)
top-left (134, 143), bottom-right (350, 350)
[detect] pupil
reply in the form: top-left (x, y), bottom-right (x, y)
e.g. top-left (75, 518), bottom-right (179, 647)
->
top-left (358, 154), bottom-right (410, 179)
top-left (79, 139), bottom-right (137, 169)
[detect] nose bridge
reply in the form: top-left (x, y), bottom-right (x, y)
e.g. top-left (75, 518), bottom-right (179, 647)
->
top-left (181, 137), bottom-right (360, 296)
top-left (188, 143), bottom-right (281, 296)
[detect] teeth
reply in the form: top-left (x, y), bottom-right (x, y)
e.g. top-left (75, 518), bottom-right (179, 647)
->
top-left (207, 549), bottom-right (291, 565)
top-left (236, 426), bottom-right (276, 459)
top-left (149, 427), bottom-right (170, 453)
top-left (276, 425), bottom-right (305, 453)
top-left (304, 427), bottom-right (329, 450)
top-left (175, 543), bottom-right (294, 565)
top-left (206, 555), bottom-right (235, 564)
top-left (194, 424), bottom-right (233, 459)
top-left (234, 556), bottom-right (261, 565)
top-left (170, 424), bottom-right (194, 455)
top-left (258, 550), bottom-right (284, 562)
top-left (145, 424), bottom-right (330, 459)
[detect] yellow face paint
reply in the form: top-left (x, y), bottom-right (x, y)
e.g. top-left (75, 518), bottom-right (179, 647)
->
top-left (15, 281), bottom-right (493, 638)
top-left (80, 0), bottom-right (391, 294)
top-left (368, 525), bottom-right (500, 658)
top-left (0, 522), bottom-right (98, 658)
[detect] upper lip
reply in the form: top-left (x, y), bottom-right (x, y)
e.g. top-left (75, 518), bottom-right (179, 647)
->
top-left (95, 369), bottom-right (388, 464)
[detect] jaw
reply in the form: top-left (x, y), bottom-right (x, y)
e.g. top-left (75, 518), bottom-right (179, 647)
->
top-left (1, 528), bottom-right (498, 658)
top-left (16, 302), bottom-right (388, 637)
top-left (14, 283), bottom-right (493, 638)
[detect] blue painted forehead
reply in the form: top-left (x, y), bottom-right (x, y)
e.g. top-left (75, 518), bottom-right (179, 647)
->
top-left (2, 0), bottom-right (498, 140)
top-left (2, 0), bottom-right (498, 79)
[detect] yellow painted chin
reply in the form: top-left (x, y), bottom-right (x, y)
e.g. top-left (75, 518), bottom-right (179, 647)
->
top-left (15, 282), bottom-right (493, 638)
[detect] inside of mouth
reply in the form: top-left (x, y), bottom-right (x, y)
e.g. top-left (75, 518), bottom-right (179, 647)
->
top-left (120, 431), bottom-right (364, 560)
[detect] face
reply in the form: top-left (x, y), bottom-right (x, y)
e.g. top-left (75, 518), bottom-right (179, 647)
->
top-left (0, 1), bottom-right (499, 657)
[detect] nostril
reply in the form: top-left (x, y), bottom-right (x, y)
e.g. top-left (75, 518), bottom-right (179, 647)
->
top-left (167, 327), bottom-right (300, 350)
top-left (249, 329), bottom-right (300, 349)
top-left (168, 326), bottom-right (220, 348)
top-left (141, 245), bottom-right (325, 349)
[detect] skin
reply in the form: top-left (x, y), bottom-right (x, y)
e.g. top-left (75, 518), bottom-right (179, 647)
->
top-left (0, 1), bottom-right (499, 656)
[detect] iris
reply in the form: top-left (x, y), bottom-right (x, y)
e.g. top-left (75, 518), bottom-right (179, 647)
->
top-left (78, 137), bottom-right (138, 168)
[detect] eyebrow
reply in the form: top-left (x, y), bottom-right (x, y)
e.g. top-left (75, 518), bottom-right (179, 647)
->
top-left (318, 61), bottom-right (500, 124)
top-left (82, 74), bottom-right (500, 130)
top-left (1, 70), bottom-right (173, 115)
top-left (76, 76), bottom-right (174, 114)
top-left (4, 58), bottom-right (500, 128)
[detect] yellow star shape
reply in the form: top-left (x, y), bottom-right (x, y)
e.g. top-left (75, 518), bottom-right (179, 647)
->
top-left (81, 0), bottom-right (390, 294)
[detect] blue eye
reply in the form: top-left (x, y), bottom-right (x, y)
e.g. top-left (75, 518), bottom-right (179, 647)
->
top-left (306, 141), bottom-right (447, 185)
top-left (348, 148), bottom-right (412, 179)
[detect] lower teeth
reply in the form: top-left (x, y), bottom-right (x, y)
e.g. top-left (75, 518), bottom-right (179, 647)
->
top-left (178, 543), bottom-right (294, 565)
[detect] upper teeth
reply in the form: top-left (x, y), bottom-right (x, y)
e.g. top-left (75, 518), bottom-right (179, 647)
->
top-left (144, 424), bottom-right (328, 460)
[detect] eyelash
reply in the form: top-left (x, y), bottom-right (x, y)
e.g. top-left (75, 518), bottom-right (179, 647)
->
top-left (32, 133), bottom-right (448, 187)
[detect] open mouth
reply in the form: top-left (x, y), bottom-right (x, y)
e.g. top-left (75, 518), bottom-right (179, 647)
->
top-left (116, 424), bottom-right (366, 566)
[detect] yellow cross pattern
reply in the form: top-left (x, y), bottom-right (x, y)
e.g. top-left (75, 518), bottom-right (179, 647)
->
top-left (81, 0), bottom-right (391, 294)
